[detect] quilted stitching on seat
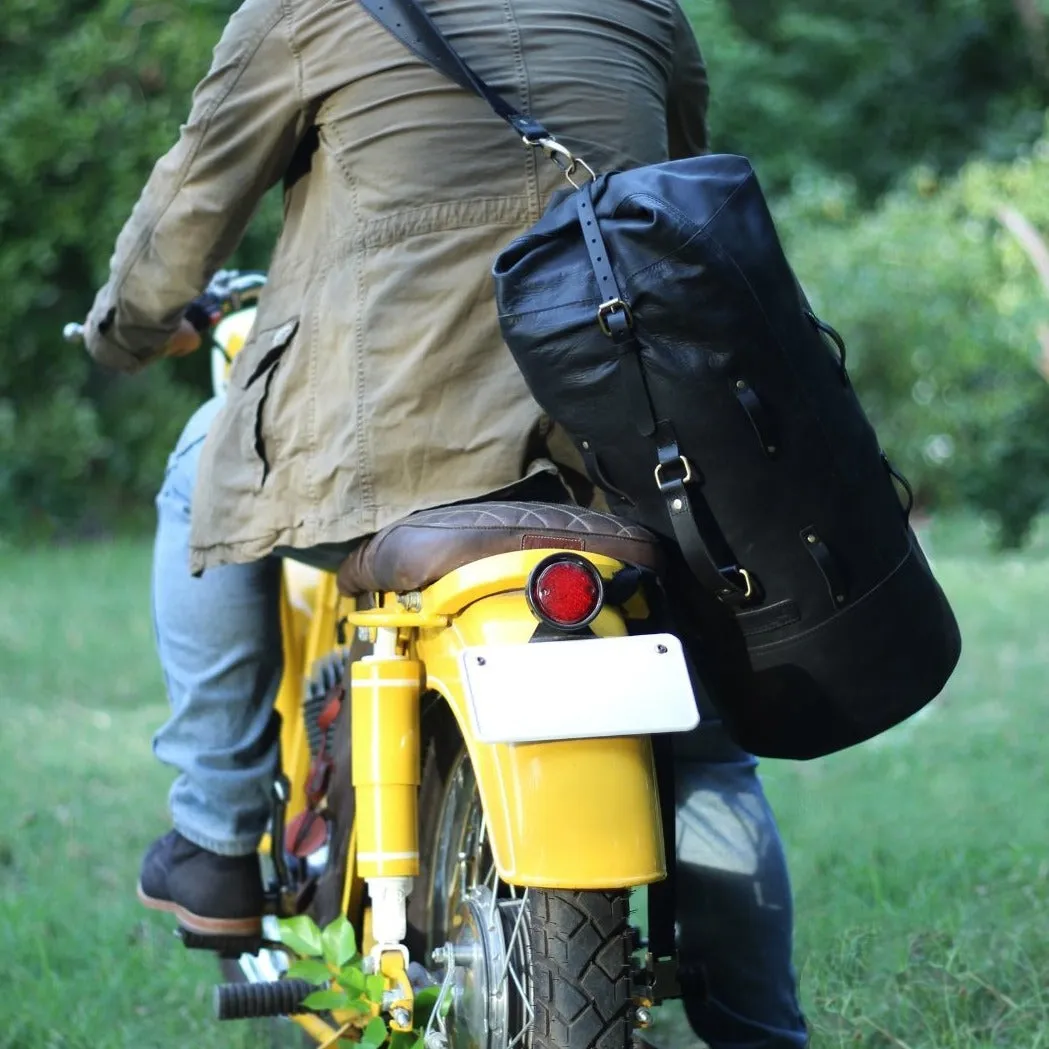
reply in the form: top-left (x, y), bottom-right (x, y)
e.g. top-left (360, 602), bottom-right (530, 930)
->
top-left (337, 501), bottom-right (660, 595)
top-left (404, 502), bottom-right (652, 538)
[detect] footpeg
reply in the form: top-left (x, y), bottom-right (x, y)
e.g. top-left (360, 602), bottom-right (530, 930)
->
top-left (177, 928), bottom-right (266, 958)
top-left (215, 978), bottom-right (316, 1020)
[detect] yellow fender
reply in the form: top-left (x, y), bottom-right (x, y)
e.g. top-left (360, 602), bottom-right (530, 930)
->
top-left (415, 551), bottom-right (666, 890)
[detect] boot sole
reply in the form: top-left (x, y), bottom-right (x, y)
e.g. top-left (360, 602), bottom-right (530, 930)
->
top-left (136, 882), bottom-right (263, 937)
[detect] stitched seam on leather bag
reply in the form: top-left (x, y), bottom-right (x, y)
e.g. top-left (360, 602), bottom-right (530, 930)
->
top-left (745, 542), bottom-right (918, 653)
top-left (617, 168), bottom-right (753, 241)
top-left (611, 172), bottom-right (752, 282)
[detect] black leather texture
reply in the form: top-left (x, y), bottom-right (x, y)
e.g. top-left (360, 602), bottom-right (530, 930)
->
top-left (493, 157), bottom-right (962, 759)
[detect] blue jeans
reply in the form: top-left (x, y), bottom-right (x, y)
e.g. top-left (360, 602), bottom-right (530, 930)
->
top-left (151, 397), bottom-right (808, 1048)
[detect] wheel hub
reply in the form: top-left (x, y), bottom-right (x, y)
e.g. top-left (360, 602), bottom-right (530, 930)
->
top-left (447, 886), bottom-right (510, 1049)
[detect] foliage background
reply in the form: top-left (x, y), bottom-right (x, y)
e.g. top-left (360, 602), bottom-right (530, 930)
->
top-left (2, 0), bottom-right (1048, 543)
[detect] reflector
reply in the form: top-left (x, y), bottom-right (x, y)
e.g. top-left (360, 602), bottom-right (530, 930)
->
top-left (527, 557), bottom-right (603, 629)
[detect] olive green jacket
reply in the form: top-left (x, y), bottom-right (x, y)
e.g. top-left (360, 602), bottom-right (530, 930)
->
top-left (86, 0), bottom-right (708, 572)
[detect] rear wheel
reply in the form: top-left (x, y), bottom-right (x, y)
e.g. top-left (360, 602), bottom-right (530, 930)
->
top-left (408, 698), bottom-right (634, 1049)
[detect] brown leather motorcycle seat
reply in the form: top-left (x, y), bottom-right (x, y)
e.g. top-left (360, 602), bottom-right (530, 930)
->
top-left (336, 501), bottom-right (662, 596)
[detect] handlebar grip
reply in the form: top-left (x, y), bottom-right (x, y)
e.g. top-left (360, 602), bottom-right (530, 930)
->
top-left (185, 296), bottom-right (220, 335)
top-left (63, 322), bottom-right (85, 344)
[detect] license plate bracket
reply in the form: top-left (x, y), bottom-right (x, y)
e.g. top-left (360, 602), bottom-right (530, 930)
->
top-left (458, 633), bottom-right (699, 744)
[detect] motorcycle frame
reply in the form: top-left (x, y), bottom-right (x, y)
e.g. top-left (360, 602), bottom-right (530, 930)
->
top-left (274, 549), bottom-right (668, 929)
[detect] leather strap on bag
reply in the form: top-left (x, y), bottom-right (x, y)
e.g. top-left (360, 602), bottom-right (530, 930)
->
top-left (654, 423), bottom-right (756, 606)
top-left (577, 185), bottom-right (752, 605)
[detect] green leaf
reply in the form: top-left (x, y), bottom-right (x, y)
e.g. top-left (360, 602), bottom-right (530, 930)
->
top-left (414, 986), bottom-right (439, 1008)
top-left (364, 1017), bottom-right (389, 1045)
top-left (278, 915), bottom-right (324, 957)
top-left (364, 973), bottom-right (386, 1003)
top-left (412, 985), bottom-right (440, 1027)
top-left (286, 958), bottom-right (333, 985)
top-left (303, 989), bottom-right (355, 1012)
top-left (322, 914), bottom-right (359, 967)
top-left (389, 1031), bottom-right (425, 1049)
top-left (338, 965), bottom-right (367, 993)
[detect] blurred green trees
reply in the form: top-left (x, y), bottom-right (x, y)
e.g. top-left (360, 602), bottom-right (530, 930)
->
top-left (696, 0), bottom-right (1049, 197)
top-left (0, 0), bottom-right (275, 534)
top-left (1, 0), bottom-right (1048, 542)
top-left (780, 138), bottom-right (1049, 545)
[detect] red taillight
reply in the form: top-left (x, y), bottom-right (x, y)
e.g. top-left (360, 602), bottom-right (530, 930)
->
top-left (527, 555), bottom-right (604, 630)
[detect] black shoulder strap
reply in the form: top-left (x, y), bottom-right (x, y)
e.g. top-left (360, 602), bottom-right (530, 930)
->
top-left (360, 0), bottom-right (752, 607)
top-left (358, 0), bottom-right (549, 144)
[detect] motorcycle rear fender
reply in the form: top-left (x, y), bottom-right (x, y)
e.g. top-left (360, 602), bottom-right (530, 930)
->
top-left (415, 551), bottom-right (667, 889)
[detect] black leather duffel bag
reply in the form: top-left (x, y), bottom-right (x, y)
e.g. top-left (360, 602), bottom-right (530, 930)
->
top-left (362, 0), bottom-right (962, 759)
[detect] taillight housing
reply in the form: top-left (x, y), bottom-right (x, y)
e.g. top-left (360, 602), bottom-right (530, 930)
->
top-left (526, 554), bottom-right (604, 631)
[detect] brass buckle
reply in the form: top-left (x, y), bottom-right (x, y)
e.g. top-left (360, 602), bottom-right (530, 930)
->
top-left (717, 566), bottom-right (759, 600)
top-left (598, 298), bottom-right (633, 336)
top-left (653, 455), bottom-right (693, 491)
top-left (717, 566), bottom-right (755, 602)
top-left (735, 567), bottom-right (755, 600)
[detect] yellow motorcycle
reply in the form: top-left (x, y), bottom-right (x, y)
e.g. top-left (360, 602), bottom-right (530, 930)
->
top-left (68, 272), bottom-right (700, 1049)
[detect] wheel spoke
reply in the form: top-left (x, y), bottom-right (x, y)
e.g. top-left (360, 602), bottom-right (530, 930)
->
top-left (434, 759), bottom-right (534, 1049)
top-left (497, 893), bottom-right (530, 987)
top-left (495, 892), bottom-right (533, 1049)
top-left (475, 814), bottom-right (499, 896)
top-left (425, 958), bottom-right (457, 1043)
top-left (504, 949), bottom-right (534, 1049)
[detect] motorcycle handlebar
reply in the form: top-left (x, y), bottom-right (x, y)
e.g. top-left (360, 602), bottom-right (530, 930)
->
top-left (61, 268), bottom-right (267, 346)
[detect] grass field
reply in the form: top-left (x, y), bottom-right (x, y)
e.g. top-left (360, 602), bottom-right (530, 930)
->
top-left (1, 519), bottom-right (1047, 1049)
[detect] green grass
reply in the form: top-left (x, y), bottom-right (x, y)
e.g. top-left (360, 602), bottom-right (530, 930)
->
top-left (650, 516), bottom-right (1049, 1049)
top-left (2, 520), bottom-right (1048, 1048)
top-left (0, 541), bottom-right (255, 1049)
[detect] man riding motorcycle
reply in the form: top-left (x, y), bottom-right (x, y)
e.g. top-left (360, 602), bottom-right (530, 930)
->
top-left (83, 0), bottom-right (808, 1045)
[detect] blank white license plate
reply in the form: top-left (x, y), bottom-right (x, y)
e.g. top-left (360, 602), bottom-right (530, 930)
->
top-left (458, 633), bottom-right (699, 744)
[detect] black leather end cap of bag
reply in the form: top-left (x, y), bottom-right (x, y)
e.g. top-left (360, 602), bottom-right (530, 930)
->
top-left (746, 536), bottom-right (960, 758)
top-left (668, 535), bottom-right (962, 760)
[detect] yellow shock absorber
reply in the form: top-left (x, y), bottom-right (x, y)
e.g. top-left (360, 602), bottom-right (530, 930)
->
top-left (351, 647), bottom-right (423, 883)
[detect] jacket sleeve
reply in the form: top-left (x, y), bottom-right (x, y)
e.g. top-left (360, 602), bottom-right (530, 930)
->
top-left (666, 1), bottom-right (710, 160)
top-left (86, 0), bottom-right (308, 372)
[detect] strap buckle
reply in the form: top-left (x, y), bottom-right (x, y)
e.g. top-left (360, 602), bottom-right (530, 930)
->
top-left (723, 566), bottom-right (756, 601)
top-left (524, 135), bottom-right (596, 188)
top-left (598, 297), bottom-right (633, 336)
top-left (654, 455), bottom-right (693, 491)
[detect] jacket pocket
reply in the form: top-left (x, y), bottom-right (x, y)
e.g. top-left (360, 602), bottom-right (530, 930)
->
top-left (242, 318), bottom-right (299, 488)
